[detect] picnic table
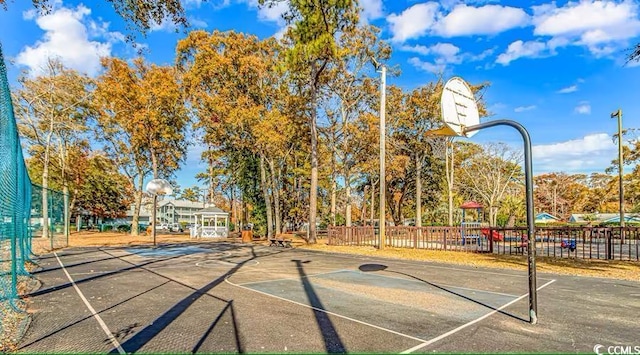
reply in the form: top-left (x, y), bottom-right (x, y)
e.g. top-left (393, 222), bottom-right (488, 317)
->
top-left (269, 238), bottom-right (292, 248)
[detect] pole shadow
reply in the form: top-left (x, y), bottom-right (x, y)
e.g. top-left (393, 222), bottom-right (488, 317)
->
top-left (358, 263), bottom-right (528, 323)
top-left (292, 259), bottom-right (346, 353)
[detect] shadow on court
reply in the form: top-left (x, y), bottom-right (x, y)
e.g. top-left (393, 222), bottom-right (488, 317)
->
top-left (358, 263), bottom-right (527, 322)
top-left (18, 244), bottom-right (640, 353)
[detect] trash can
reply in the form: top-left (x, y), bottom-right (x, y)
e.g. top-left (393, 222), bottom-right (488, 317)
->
top-left (241, 224), bottom-right (253, 242)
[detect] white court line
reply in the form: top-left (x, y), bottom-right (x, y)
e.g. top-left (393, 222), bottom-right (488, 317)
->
top-left (54, 252), bottom-right (126, 354)
top-left (224, 276), bottom-right (428, 343)
top-left (235, 269), bottom-right (349, 286)
top-left (400, 279), bottom-right (557, 354)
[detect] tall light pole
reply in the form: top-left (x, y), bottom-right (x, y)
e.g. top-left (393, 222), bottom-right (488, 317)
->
top-left (611, 109), bottom-right (625, 227)
top-left (378, 65), bottom-right (387, 250)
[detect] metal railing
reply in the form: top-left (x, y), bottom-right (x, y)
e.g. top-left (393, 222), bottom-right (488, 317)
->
top-left (328, 226), bottom-right (640, 261)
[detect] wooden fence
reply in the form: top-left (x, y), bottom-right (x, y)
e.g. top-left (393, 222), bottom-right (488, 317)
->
top-left (327, 226), bottom-right (640, 261)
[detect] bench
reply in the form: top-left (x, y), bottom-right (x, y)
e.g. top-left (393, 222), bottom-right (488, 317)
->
top-left (269, 238), bottom-right (292, 248)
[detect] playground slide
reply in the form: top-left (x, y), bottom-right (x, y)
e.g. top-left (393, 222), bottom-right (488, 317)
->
top-left (481, 228), bottom-right (504, 242)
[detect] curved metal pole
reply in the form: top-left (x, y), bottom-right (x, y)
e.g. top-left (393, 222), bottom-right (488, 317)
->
top-left (463, 120), bottom-right (538, 324)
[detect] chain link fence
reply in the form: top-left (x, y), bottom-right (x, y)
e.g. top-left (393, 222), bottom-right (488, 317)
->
top-left (29, 185), bottom-right (68, 252)
top-left (0, 43), bottom-right (67, 350)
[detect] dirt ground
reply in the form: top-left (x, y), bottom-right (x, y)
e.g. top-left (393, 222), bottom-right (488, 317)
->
top-left (30, 231), bottom-right (640, 282)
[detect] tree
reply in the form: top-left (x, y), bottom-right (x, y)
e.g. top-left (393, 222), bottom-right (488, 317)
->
top-left (457, 142), bottom-right (524, 226)
top-left (389, 83), bottom-right (443, 227)
top-left (533, 172), bottom-right (589, 219)
top-left (2, 0), bottom-right (187, 39)
top-left (14, 58), bottom-right (93, 238)
top-left (260, 0), bottom-right (360, 243)
top-left (180, 187), bottom-right (202, 202)
top-left (94, 57), bottom-right (188, 235)
top-left (323, 24), bottom-right (390, 227)
top-left (71, 153), bottom-right (132, 219)
top-left (177, 30), bottom-right (290, 237)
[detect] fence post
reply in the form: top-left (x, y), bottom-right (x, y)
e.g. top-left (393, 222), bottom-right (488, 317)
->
top-left (489, 227), bottom-right (494, 253)
top-left (605, 228), bottom-right (612, 260)
top-left (443, 228), bottom-right (448, 250)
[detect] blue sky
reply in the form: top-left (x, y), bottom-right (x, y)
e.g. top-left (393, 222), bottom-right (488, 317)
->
top-left (1, 0), bottom-right (640, 190)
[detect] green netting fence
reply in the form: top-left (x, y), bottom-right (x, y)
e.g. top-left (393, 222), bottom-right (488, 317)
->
top-left (30, 184), bottom-right (68, 251)
top-left (0, 44), bottom-right (33, 305)
top-left (0, 43), bottom-right (67, 347)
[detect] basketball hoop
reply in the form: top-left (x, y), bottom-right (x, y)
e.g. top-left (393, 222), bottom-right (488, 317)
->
top-left (434, 77), bottom-right (480, 138)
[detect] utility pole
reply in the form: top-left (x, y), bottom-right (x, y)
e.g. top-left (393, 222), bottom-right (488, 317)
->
top-left (378, 65), bottom-right (386, 250)
top-left (611, 109), bottom-right (625, 227)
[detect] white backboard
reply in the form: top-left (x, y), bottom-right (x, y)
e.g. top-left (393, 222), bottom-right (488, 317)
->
top-left (440, 77), bottom-right (480, 137)
top-left (146, 179), bottom-right (173, 195)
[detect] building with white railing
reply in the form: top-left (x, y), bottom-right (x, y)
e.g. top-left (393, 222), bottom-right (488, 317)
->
top-left (190, 206), bottom-right (230, 238)
top-left (157, 199), bottom-right (214, 224)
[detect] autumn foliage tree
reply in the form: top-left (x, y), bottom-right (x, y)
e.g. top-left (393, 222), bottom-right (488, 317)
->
top-left (94, 57), bottom-right (188, 235)
top-left (260, 0), bottom-right (360, 243)
top-left (14, 58), bottom-right (93, 238)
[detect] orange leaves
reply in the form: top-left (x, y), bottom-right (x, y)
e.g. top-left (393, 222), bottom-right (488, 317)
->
top-left (95, 56), bottom-right (188, 178)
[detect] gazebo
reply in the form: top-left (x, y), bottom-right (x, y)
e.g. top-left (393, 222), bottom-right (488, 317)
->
top-left (190, 206), bottom-right (229, 238)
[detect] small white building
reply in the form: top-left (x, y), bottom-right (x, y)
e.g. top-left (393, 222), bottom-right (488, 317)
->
top-left (191, 206), bottom-right (230, 238)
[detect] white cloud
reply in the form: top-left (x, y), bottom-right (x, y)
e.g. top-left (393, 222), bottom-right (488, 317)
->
top-left (533, 133), bottom-right (617, 173)
top-left (470, 47), bottom-right (495, 61)
top-left (434, 4), bottom-right (529, 37)
top-left (408, 57), bottom-right (446, 74)
top-left (405, 43), bottom-right (467, 73)
top-left (557, 85), bottom-right (578, 94)
top-left (575, 102), bottom-right (591, 115)
top-left (17, 4), bottom-right (116, 77)
top-left (251, 0), bottom-right (287, 24)
top-left (387, 2), bottom-right (439, 42)
top-left (402, 43), bottom-right (461, 61)
top-left (241, 0), bottom-right (287, 36)
top-left (360, 0), bottom-right (384, 23)
top-left (149, 18), bottom-right (177, 32)
top-left (189, 17), bottom-right (208, 28)
top-left (402, 43), bottom-right (493, 71)
top-left (387, 2), bottom-right (528, 42)
top-left (514, 105), bottom-right (536, 112)
top-left (496, 40), bottom-right (549, 65)
top-left (532, 0), bottom-right (640, 56)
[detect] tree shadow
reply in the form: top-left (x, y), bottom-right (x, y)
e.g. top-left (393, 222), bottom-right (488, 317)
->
top-left (292, 259), bottom-right (346, 353)
top-left (19, 281), bottom-right (170, 350)
top-left (103, 244), bottom-right (282, 354)
top-left (23, 242), bottom-right (284, 353)
top-left (24, 253), bottom-right (188, 298)
top-left (358, 263), bottom-right (528, 323)
top-left (31, 254), bottom-right (123, 274)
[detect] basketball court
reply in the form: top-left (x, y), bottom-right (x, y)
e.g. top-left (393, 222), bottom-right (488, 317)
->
top-left (16, 241), bottom-right (640, 353)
